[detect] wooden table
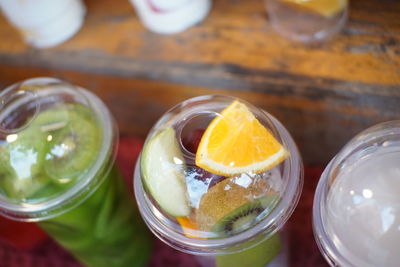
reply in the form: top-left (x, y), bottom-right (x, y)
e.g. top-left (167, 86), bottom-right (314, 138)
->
top-left (0, 0), bottom-right (399, 164)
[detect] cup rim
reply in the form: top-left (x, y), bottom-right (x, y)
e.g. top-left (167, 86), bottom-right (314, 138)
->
top-left (312, 160), bottom-right (350, 266)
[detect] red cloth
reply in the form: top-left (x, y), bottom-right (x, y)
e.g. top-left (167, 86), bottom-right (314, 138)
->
top-left (0, 137), bottom-right (328, 267)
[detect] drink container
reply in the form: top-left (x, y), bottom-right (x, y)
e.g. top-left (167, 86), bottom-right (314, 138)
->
top-left (0, 0), bottom-right (86, 48)
top-left (313, 121), bottom-right (400, 266)
top-left (0, 78), bottom-right (151, 267)
top-left (129, 0), bottom-right (211, 34)
top-left (134, 95), bottom-right (303, 266)
top-left (266, 0), bottom-right (348, 43)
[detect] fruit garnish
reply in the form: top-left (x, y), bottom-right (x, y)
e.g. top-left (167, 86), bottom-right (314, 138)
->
top-left (184, 166), bottom-right (225, 209)
top-left (196, 175), bottom-right (276, 232)
top-left (282, 0), bottom-right (347, 17)
top-left (176, 217), bottom-right (203, 239)
top-left (0, 122), bottom-right (48, 199)
top-left (196, 100), bottom-right (288, 176)
top-left (211, 194), bottom-right (279, 236)
top-left (42, 106), bottom-right (101, 182)
top-left (0, 104), bottom-right (102, 200)
top-left (141, 127), bottom-right (190, 217)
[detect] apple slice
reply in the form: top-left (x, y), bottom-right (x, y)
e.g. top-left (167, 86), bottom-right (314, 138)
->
top-left (140, 127), bottom-right (190, 217)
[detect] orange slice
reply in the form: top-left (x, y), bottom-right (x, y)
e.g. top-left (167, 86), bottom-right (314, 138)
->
top-left (176, 217), bottom-right (203, 239)
top-left (195, 100), bottom-right (288, 176)
top-left (282, 0), bottom-right (347, 17)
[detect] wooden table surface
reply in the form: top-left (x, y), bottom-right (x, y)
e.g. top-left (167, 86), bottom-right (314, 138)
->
top-left (0, 0), bottom-right (399, 164)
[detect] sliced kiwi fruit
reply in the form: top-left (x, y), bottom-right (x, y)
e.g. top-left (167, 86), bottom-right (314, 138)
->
top-left (0, 123), bottom-right (49, 199)
top-left (8, 126), bottom-right (48, 176)
top-left (196, 175), bottom-right (272, 232)
top-left (43, 105), bottom-right (102, 182)
top-left (30, 105), bottom-right (69, 130)
top-left (0, 103), bottom-right (98, 200)
top-left (211, 194), bottom-right (280, 237)
top-left (0, 147), bottom-right (18, 198)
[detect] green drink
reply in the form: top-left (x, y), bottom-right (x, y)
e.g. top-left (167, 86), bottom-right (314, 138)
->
top-left (0, 78), bottom-right (151, 267)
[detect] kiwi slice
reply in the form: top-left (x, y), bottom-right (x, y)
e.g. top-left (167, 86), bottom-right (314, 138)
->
top-left (211, 194), bottom-right (280, 237)
top-left (43, 105), bottom-right (102, 182)
top-left (0, 104), bottom-right (97, 200)
top-left (196, 176), bottom-right (271, 232)
top-left (0, 124), bottom-right (49, 199)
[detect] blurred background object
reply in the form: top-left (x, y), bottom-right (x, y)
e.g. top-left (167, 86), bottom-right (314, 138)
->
top-left (0, 0), bottom-right (86, 48)
top-left (0, 0), bottom-right (398, 164)
top-left (130, 0), bottom-right (211, 34)
top-left (266, 0), bottom-right (348, 43)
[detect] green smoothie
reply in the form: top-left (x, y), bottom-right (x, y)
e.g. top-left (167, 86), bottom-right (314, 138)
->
top-left (39, 166), bottom-right (151, 267)
top-left (0, 96), bottom-right (150, 267)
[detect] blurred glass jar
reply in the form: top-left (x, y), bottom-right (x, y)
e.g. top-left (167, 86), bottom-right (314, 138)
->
top-left (0, 0), bottom-right (86, 48)
top-left (266, 0), bottom-right (348, 43)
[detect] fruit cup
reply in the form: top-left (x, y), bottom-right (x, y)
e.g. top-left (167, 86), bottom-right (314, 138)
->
top-left (134, 95), bottom-right (303, 267)
top-left (0, 78), bottom-right (151, 267)
top-left (313, 121), bottom-right (400, 266)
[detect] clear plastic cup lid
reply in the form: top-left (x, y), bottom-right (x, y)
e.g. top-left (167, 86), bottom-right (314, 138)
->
top-left (313, 121), bottom-right (400, 267)
top-left (0, 78), bottom-right (114, 221)
top-left (136, 95), bottom-right (303, 248)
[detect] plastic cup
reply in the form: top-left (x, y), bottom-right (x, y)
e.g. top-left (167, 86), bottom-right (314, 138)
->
top-left (129, 0), bottom-right (211, 34)
top-left (313, 121), bottom-right (400, 266)
top-left (265, 0), bottom-right (348, 43)
top-left (0, 0), bottom-right (86, 48)
top-left (0, 78), bottom-right (151, 267)
top-left (134, 95), bottom-right (303, 266)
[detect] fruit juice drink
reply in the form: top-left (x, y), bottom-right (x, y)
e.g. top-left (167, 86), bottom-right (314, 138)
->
top-left (134, 95), bottom-right (303, 267)
top-left (0, 78), bottom-right (151, 267)
top-left (266, 0), bottom-right (348, 43)
top-left (313, 121), bottom-right (400, 266)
